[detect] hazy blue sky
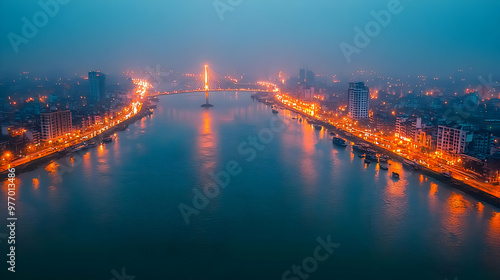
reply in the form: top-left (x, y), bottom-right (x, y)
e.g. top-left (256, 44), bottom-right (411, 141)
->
top-left (1, 0), bottom-right (499, 78)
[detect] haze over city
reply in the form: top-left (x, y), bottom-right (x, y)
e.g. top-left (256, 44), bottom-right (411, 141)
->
top-left (1, 1), bottom-right (500, 280)
top-left (1, 0), bottom-right (499, 78)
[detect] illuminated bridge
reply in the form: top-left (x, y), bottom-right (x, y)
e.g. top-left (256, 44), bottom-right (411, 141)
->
top-left (146, 65), bottom-right (279, 107)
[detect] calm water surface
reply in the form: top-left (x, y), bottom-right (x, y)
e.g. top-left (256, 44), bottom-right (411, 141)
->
top-left (1, 92), bottom-right (500, 280)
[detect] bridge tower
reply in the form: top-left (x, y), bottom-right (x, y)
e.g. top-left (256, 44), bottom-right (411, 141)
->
top-left (201, 64), bottom-right (214, 108)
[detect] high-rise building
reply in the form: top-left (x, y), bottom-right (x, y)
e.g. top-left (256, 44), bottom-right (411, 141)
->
top-left (348, 82), bottom-right (369, 120)
top-left (40, 110), bottom-right (72, 141)
top-left (89, 71), bottom-right (105, 104)
top-left (299, 68), bottom-right (315, 85)
top-left (299, 69), bottom-right (306, 83)
top-left (306, 70), bottom-right (315, 85)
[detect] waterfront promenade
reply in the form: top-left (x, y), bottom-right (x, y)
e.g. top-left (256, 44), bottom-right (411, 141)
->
top-left (273, 95), bottom-right (500, 208)
top-left (0, 81), bottom-right (149, 175)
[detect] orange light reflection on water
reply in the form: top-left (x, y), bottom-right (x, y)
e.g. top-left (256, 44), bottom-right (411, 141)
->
top-left (82, 151), bottom-right (91, 173)
top-left (428, 182), bottom-right (439, 213)
top-left (487, 212), bottom-right (500, 243)
top-left (438, 192), bottom-right (471, 261)
top-left (376, 174), bottom-right (409, 250)
top-left (300, 121), bottom-right (318, 192)
top-left (32, 178), bottom-right (39, 189)
top-left (477, 202), bottom-right (484, 213)
top-left (385, 176), bottom-right (407, 198)
top-left (484, 211), bottom-right (500, 271)
top-left (113, 134), bottom-right (121, 163)
top-left (429, 182), bottom-right (438, 197)
top-left (198, 109), bottom-right (217, 181)
top-left (45, 161), bottom-right (59, 181)
top-left (97, 144), bottom-right (110, 173)
top-left (45, 161), bottom-right (59, 173)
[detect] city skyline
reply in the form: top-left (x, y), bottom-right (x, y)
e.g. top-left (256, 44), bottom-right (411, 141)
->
top-left (1, 1), bottom-right (500, 280)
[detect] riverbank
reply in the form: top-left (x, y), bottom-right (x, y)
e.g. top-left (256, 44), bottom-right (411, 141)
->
top-left (0, 102), bottom-right (152, 180)
top-left (273, 99), bottom-right (500, 209)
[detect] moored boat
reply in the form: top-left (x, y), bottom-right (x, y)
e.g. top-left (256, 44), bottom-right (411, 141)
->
top-left (103, 136), bottom-right (113, 143)
top-left (379, 155), bottom-right (389, 162)
top-left (403, 159), bottom-right (417, 169)
top-left (332, 136), bottom-right (348, 146)
top-left (353, 143), bottom-right (371, 153)
top-left (366, 154), bottom-right (379, 162)
top-left (73, 143), bottom-right (87, 152)
top-left (352, 144), bottom-right (364, 152)
top-left (272, 109), bottom-right (279, 114)
top-left (392, 172), bottom-right (400, 179)
top-left (87, 141), bottom-right (98, 148)
top-left (442, 171), bottom-right (452, 179)
top-left (379, 165), bottom-right (389, 170)
top-left (364, 159), bottom-right (371, 164)
top-left (314, 125), bottom-right (322, 130)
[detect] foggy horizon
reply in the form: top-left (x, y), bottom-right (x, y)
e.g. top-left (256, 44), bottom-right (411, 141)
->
top-left (1, 0), bottom-right (499, 79)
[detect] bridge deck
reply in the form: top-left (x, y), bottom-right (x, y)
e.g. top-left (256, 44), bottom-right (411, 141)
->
top-left (148, 88), bottom-right (276, 97)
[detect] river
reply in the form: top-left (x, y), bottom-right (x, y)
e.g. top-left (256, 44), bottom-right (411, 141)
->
top-left (1, 91), bottom-right (500, 280)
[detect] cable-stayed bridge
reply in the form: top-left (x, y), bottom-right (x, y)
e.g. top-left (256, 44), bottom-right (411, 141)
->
top-left (146, 65), bottom-right (279, 107)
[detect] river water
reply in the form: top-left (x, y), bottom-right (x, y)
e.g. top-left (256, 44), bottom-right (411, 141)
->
top-left (1, 92), bottom-right (500, 280)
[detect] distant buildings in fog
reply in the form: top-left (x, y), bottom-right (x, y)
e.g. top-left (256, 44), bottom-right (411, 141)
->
top-left (89, 71), bottom-right (106, 104)
top-left (299, 68), bottom-right (315, 86)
